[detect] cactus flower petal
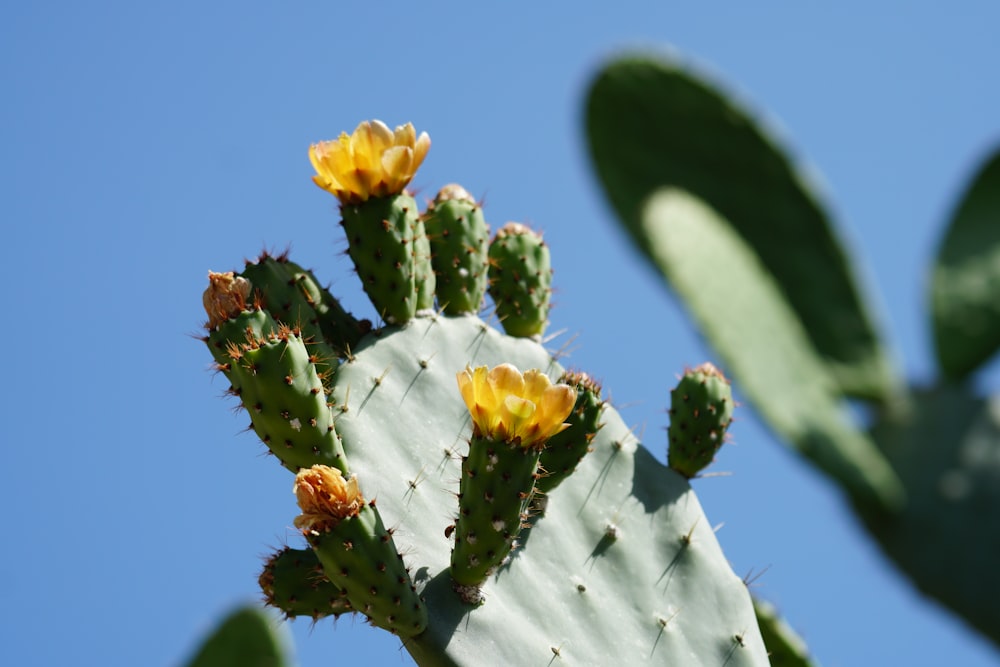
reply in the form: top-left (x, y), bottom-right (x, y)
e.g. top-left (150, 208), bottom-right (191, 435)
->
top-left (310, 120), bottom-right (430, 205)
top-left (456, 364), bottom-right (575, 448)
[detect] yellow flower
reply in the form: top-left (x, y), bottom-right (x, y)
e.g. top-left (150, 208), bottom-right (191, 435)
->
top-left (293, 465), bottom-right (363, 533)
top-left (309, 120), bottom-right (430, 205)
top-left (456, 363), bottom-right (577, 449)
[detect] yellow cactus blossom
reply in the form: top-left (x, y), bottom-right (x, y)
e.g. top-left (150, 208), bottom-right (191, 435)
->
top-left (309, 120), bottom-right (430, 205)
top-left (456, 363), bottom-right (577, 449)
top-left (293, 465), bottom-right (363, 533)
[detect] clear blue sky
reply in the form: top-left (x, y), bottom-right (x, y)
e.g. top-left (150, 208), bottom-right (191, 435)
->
top-left (3, 2), bottom-right (998, 665)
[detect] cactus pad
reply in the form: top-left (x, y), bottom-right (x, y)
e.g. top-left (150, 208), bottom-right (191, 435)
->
top-left (221, 326), bottom-right (347, 473)
top-left (340, 195), bottom-right (423, 324)
top-left (423, 184), bottom-right (490, 315)
top-left (535, 370), bottom-right (605, 495)
top-left (668, 362), bottom-right (734, 478)
top-left (259, 546), bottom-right (351, 621)
top-left (487, 223), bottom-right (552, 338)
top-left (322, 315), bottom-right (768, 664)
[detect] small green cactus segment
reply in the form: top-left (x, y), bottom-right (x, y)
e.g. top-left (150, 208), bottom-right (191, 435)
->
top-left (450, 436), bottom-right (541, 596)
top-left (753, 599), bottom-right (819, 667)
top-left (182, 605), bottom-right (290, 667)
top-left (224, 326), bottom-right (347, 473)
top-left (304, 501), bottom-right (428, 637)
top-left (930, 145), bottom-right (1000, 379)
top-left (412, 216), bottom-right (436, 312)
top-left (205, 306), bottom-right (277, 367)
top-left (536, 370), bottom-right (605, 494)
top-left (329, 315), bottom-right (769, 664)
top-left (487, 222), bottom-right (552, 338)
top-left (586, 54), bottom-right (895, 401)
top-left (640, 188), bottom-right (903, 511)
top-left (423, 184), bottom-right (490, 314)
top-left (259, 546), bottom-right (351, 621)
top-left (667, 362), bottom-right (734, 478)
top-left (340, 195), bottom-right (422, 324)
top-left (202, 271), bottom-right (277, 366)
top-left (866, 385), bottom-right (1000, 647)
top-left (240, 251), bottom-right (368, 358)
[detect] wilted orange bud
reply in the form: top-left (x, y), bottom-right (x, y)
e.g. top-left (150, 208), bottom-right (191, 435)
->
top-left (203, 271), bottom-right (251, 328)
top-left (293, 465), bottom-right (363, 533)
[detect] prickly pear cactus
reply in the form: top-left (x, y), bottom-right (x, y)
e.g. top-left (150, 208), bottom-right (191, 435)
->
top-left (586, 53), bottom-right (1000, 648)
top-left (201, 119), bottom-right (769, 665)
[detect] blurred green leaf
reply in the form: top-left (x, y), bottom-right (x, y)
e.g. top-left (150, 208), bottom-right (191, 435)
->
top-left (640, 188), bottom-right (902, 511)
top-left (586, 55), bottom-right (895, 400)
top-left (931, 146), bottom-right (1000, 379)
top-left (183, 605), bottom-right (289, 667)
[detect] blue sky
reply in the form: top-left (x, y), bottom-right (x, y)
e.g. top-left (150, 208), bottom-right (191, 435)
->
top-left (3, 2), bottom-right (999, 665)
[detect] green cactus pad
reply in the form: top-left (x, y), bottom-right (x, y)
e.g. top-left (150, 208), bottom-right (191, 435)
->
top-left (866, 385), bottom-right (1000, 646)
top-left (423, 185), bottom-right (490, 315)
top-left (326, 315), bottom-right (768, 664)
top-left (930, 145), bottom-right (1000, 380)
top-left (224, 326), bottom-right (347, 473)
top-left (487, 223), bottom-right (552, 338)
top-left (240, 251), bottom-right (369, 359)
top-left (205, 307), bottom-right (277, 368)
top-left (586, 54), bottom-right (896, 400)
top-left (668, 363), bottom-right (734, 478)
top-left (412, 216), bottom-right (436, 312)
top-left (450, 436), bottom-right (541, 595)
top-left (535, 370), bottom-right (605, 494)
top-left (182, 605), bottom-right (291, 667)
top-left (259, 546), bottom-right (351, 621)
top-left (340, 195), bottom-right (421, 324)
top-left (305, 501), bottom-right (428, 637)
top-left (638, 188), bottom-right (903, 510)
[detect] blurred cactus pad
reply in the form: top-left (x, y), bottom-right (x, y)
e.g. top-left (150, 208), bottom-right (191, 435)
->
top-left (198, 119), bottom-right (779, 664)
top-left (586, 53), bottom-right (1000, 647)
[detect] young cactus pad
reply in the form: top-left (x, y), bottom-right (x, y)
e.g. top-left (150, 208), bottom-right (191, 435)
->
top-left (258, 546), bottom-right (351, 622)
top-left (487, 222), bottom-right (553, 338)
top-left (423, 184), bottom-right (490, 315)
top-left (668, 362), bottom-right (734, 478)
top-left (319, 315), bottom-right (767, 664)
top-left (310, 120), bottom-right (433, 325)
